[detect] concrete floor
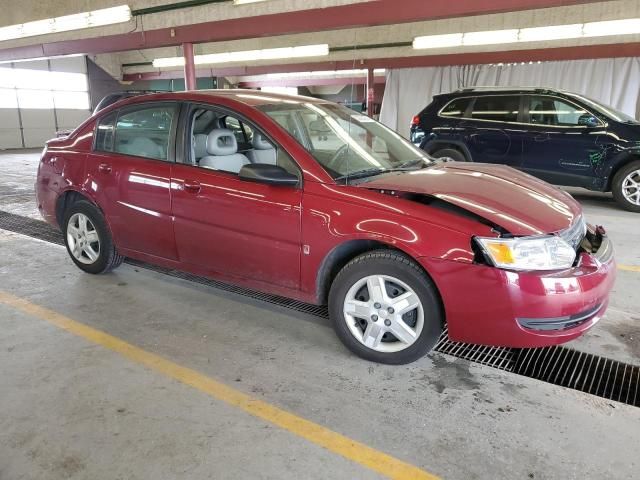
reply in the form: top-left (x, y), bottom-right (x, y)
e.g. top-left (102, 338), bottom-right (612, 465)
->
top-left (1, 150), bottom-right (639, 479)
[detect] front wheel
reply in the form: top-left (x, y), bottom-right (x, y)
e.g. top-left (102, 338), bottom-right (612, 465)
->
top-left (329, 250), bottom-right (444, 364)
top-left (612, 161), bottom-right (640, 212)
top-left (63, 200), bottom-right (124, 274)
top-left (431, 148), bottom-right (467, 163)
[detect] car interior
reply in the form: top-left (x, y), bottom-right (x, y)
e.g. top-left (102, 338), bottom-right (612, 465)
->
top-left (189, 108), bottom-right (286, 175)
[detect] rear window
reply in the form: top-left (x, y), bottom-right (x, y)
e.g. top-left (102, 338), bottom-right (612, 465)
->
top-left (470, 95), bottom-right (520, 123)
top-left (439, 98), bottom-right (471, 118)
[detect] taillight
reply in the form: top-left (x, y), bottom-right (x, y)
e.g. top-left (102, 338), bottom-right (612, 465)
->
top-left (411, 115), bottom-right (421, 127)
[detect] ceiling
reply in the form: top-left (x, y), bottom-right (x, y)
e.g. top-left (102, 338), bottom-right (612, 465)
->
top-left (1, 0), bottom-right (639, 84)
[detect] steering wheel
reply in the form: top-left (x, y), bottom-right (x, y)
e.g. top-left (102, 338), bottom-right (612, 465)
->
top-left (326, 144), bottom-right (350, 171)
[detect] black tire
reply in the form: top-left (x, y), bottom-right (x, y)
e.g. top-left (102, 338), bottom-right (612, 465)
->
top-left (62, 199), bottom-right (124, 274)
top-left (611, 161), bottom-right (640, 213)
top-left (431, 147), bottom-right (467, 163)
top-left (328, 250), bottom-right (444, 364)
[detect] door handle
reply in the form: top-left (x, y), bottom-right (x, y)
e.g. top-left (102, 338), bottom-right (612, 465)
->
top-left (183, 180), bottom-right (201, 193)
top-left (98, 163), bottom-right (112, 173)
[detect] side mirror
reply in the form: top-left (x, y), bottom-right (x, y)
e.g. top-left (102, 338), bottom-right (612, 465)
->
top-left (578, 114), bottom-right (600, 128)
top-left (239, 163), bottom-right (299, 186)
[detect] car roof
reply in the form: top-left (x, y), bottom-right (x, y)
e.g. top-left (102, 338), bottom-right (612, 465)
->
top-left (441, 86), bottom-right (565, 97)
top-left (109, 89), bottom-right (325, 109)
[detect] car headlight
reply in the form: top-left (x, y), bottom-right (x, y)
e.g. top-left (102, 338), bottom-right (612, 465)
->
top-left (475, 235), bottom-right (576, 271)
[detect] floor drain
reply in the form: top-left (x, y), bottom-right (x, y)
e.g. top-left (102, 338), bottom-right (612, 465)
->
top-left (1, 209), bottom-right (638, 407)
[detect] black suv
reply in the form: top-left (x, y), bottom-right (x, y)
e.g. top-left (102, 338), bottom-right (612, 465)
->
top-left (411, 87), bottom-right (640, 212)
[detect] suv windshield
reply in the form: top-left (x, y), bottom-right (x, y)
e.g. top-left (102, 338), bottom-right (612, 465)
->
top-left (257, 102), bottom-right (431, 182)
top-left (566, 93), bottom-right (639, 124)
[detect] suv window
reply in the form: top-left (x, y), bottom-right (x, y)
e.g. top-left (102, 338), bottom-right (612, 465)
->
top-left (95, 111), bottom-right (117, 152)
top-left (471, 96), bottom-right (520, 123)
top-left (113, 104), bottom-right (175, 161)
top-left (528, 95), bottom-right (589, 127)
top-left (440, 98), bottom-right (471, 118)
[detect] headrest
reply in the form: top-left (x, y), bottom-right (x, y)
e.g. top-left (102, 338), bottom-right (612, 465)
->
top-left (193, 134), bottom-right (208, 158)
top-left (252, 132), bottom-right (274, 151)
top-left (206, 129), bottom-right (238, 156)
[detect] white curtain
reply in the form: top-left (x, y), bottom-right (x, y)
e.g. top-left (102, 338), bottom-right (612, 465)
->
top-left (379, 57), bottom-right (640, 137)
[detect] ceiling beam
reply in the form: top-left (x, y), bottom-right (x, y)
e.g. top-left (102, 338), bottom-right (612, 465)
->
top-left (0, 0), bottom-right (610, 61)
top-left (122, 41), bottom-right (640, 82)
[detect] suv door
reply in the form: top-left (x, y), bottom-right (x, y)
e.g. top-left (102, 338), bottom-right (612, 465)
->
top-left (170, 104), bottom-right (303, 290)
top-left (462, 95), bottom-right (524, 166)
top-left (87, 102), bottom-right (179, 260)
top-left (520, 95), bottom-right (603, 187)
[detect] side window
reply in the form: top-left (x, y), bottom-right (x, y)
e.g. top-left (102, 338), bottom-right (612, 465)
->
top-left (114, 104), bottom-right (175, 161)
top-left (94, 111), bottom-right (117, 152)
top-left (471, 96), bottom-right (520, 123)
top-left (440, 98), bottom-right (471, 118)
top-left (528, 96), bottom-right (589, 127)
top-left (189, 107), bottom-right (301, 181)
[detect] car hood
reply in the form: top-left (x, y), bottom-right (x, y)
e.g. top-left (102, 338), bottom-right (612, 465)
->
top-left (358, 162), bottom-right (582, 235)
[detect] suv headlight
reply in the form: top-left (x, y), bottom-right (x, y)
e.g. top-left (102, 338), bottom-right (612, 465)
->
top-left (475, 235), bottom-right (576, 271)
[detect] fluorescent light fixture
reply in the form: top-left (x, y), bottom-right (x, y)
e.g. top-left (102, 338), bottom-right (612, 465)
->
top-left (518, 24), bottom-right (583, 42)
top-left (413, 18), bottom-right (640, 50)
top-left (233, 0), bottom-right (269, 4)
top-left (463, 29), bottom-right (519, 46)
top-left (264, 68), bottom-right (386, 79)
top-left (0, 5), bottom-right (131, 42)
top-left (412, 33), bottom-right (463, 49)
top-left (583, 18), bottom-right (640, 37)
top-left (153, 44), bottom-right (329, 68)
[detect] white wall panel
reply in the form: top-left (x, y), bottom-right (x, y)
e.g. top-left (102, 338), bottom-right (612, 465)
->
top-left (0, 56), bottom-right (91, 149)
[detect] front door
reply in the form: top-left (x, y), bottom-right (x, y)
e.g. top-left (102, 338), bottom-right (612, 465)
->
top-left (520, 95), bottom-right (602, 187)
top-left (87, 102), bottom-right (179, 260)
top-left (171, 106), bottom-right (303, 290)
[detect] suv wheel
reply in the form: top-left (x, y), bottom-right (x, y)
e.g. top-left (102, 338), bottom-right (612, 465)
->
top-left (431, 148), bottom-right (467, 163)
top-left (63, 200), bottom-right (124, 274)
top-left (612, 161), bottom-right (640, 212)
top-left (328, 250), bottom-right (444, 364)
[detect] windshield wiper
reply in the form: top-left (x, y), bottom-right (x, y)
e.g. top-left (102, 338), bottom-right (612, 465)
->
top-left (334, 168), bottom-right (387, 182)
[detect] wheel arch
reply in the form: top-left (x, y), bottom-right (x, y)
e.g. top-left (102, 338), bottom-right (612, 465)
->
top-left (315, 239), bottom-right (441, 308)
top-left (55, 189), bottom-right (104, 228)
top-left (606, 154), bottom-right (640, 191)
top-left (423, 140), bottom-right (472, 161)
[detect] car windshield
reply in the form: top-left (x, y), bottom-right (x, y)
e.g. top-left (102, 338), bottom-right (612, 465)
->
top-left (567, 93), bottom-right (639, 124)
top-left (256, 102), bottom-right (432, 182)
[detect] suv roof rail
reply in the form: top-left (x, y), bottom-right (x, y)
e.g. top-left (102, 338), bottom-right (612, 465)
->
top-left (93, 90), bottom-right (170, 113)
top-left (454, 86), bottom-right (556, 93)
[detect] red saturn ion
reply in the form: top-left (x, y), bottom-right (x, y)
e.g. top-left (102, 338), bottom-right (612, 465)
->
top-left (35, 91), bottom-right (616, 364)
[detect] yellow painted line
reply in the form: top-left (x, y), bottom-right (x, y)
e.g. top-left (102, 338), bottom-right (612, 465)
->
top-left (0, 290), bottom-right (439, 480)
top-left (618, 264), bottom-right (640, 273)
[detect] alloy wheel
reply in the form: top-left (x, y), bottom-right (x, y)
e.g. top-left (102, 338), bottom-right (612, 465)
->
top-left (343, 274), bottom-right (424, 353)
top-left (67, 213), bottom-right (101, 265)
top-left (621, 169), bottom-right (640, 206)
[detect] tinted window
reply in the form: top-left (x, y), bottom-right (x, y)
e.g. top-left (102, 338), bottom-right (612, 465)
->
top-left (114, 104), bottom-right (175, 161)
top-left (95, 111), bottom-right (116, 152)
top-left (440, 98), bottom-right (471, 118)
top-left (528, 96), bottom-right (589, 127)
top-left (471, 96), bottom-right (520, 122)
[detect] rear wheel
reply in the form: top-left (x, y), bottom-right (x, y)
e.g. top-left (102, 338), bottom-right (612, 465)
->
top-left (431, 147), bottom-right (467, 163)
top-left (63, 200), bottom-right (124, 274)
top-left (329, 250), bottom-right (444, 364)
top-left (612, 161), bottom-right (640, 212)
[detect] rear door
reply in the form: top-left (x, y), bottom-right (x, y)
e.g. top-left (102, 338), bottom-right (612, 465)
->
top-left (170, 104), bottom-right (303, 290)
top-left (462, 95), bottom-right (524, 166)
top-left (87, 102), bottom-right (179, 260)
top-left (520, 95), bottom-right (603, 187)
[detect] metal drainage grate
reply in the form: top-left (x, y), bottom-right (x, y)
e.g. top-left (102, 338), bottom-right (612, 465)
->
top-left (1, 209), bottom-right (638, 408)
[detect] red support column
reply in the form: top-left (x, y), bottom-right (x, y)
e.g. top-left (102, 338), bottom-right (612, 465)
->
top-left (183, 42), bottom-right (196, 91)
top-left (366, 68), bottom-right (375, 117)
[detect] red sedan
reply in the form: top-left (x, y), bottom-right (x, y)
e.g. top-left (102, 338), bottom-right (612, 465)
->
top-left (35, 90), bottom-right (616, 364)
